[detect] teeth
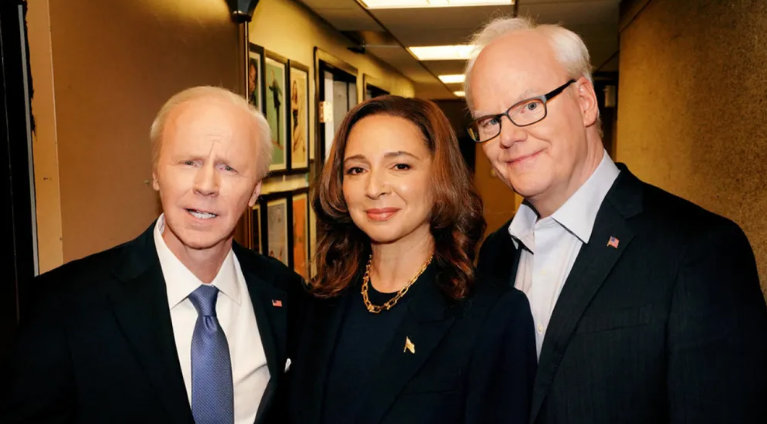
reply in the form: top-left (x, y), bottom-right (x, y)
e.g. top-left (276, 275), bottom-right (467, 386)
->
top-left (189, 210), bottom-right (217, 220)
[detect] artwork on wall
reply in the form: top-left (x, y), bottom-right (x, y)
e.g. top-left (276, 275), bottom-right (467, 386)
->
top-left (250, 203), bottom-right (262, 254)
top-left (308, 191), bottom-right (317, 279)
top-left (265, 196), bottom-right (289, 266)
top-left (265, 51), bottom-right (289, 173)
top-left (288, 61), bottom-right (310, 173)
top-left (247, 43), bottom-right (265, 112)
top-left (291, 190), bottom-right (309, 280)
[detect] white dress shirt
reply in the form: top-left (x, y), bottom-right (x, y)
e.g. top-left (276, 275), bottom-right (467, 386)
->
top-left (154, 215), bottom-right (270, 424)
top-left (509, 151), bottom-right (620, 357)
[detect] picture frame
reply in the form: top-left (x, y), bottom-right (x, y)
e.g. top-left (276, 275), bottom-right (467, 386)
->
top-left (247, 43), bottom-right (266, 113)
top-left (250, 203), bottom-right (262, 254)
top-left (288, 60), bottom-right (310, 173)
top-left (260, 192), bottom-right (291, 267)
top-left (264, 51), bottom-right (290, 174)
top-left (308, 192), bottom-right (317, 279)
top-left (291, 188), bottom-right (310, 280)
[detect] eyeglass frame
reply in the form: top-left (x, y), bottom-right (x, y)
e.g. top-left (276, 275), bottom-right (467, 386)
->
top-left (467, 79), bottom-right (577, 143)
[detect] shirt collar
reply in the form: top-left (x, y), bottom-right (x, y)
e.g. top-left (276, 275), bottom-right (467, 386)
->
top-left (154, 214), bottom-right (242, 308)
top-left (507, 150), bottom-right (620, 247)
top-left (552, 150), bottom-right (620, 243)
top-left (508, 201), bottom-right (538, 252)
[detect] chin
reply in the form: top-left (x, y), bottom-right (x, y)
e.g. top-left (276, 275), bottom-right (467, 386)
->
top-left (506, 173), bottom-right (549, 197)
top-left (364, 229), bottom-right (403, 245)
top-left (172, 227), bottom-right (231, 251)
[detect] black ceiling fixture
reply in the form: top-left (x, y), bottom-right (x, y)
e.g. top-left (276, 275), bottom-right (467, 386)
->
top-left (226, 0), bottom-right (260, 23)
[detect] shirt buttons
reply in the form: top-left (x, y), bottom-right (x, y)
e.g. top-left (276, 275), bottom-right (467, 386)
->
top-left (537, 324), bottom-right (544, 334)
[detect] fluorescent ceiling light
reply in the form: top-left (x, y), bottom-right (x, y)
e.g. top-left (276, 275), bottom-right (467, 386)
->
top-left (439, 74), bottom-right (466, 83)
top-left (408, 45), bottom-right (475, 61)
top-left (454, 91), bottom-right (466, 97)
top-left (363, 0), bottom-right (513, 9)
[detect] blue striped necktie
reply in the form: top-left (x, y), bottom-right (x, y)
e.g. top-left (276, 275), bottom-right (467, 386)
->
top-left (188, 284), bottom-right (234, 424)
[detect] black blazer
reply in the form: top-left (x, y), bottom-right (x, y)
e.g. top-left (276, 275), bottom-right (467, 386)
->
top-left (477, 165), bottom-right (767, 424)
top-left (284, 268), bottom-right (537, 424)
top-left (0, 223), bottom-right (304, 424)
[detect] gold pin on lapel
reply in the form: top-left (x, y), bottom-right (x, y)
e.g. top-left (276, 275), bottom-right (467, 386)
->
top-left (404, 337), bottom-right (415, 354)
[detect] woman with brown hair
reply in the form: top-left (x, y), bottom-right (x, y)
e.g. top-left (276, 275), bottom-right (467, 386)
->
top-left (284, 95), bottom-right (535, 424)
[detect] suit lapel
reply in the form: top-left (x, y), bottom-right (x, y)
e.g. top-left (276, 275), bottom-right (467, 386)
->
top-left (529, 166), bottom-right (643, 423)
top-left (108, 225), bottom-right (194, 424)
top-left (356, 269), bottom-right (456, 424)
top-left (234, 246), bottom-right (289, 424)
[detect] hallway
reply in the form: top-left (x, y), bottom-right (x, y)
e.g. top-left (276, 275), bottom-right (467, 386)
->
top-left (3, 0), bottom-right (767, 351)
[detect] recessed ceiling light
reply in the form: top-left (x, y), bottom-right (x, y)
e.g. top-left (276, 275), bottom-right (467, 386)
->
top-left (362, 0), bottom-right (513, 9)
top-left (454, 91), bottom-right (466, 97)
top-left (439, 74), bottom-right (466, 83)
top-left (408, 45), bottom-right (475, 61)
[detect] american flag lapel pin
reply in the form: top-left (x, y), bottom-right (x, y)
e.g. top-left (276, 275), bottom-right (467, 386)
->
top-left (272, 299), bottom-right (283, 307)
top-left (607, 236), bottom-right (620, 249)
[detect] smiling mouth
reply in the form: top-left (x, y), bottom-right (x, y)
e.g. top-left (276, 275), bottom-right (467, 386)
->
top-left (366, 208), bottom-right (399, 221)
top-left (508, 150), bottom-right (543, 165)
top-left (186, 209), bottom-right (218, 220)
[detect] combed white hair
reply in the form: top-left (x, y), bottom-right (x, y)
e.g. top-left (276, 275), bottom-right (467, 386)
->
top-left (464, 16), bottom-right (594, 112)
top-left (150, 86), bottom-right (273, 180)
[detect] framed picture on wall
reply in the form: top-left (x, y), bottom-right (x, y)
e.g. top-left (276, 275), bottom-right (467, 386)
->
top-left (250, 203), bottom-right (262, 254)
top-left (288, 60), bottom-right (310, 173)
top-left (309, 192), bottom-right (317, 279)
top-left (265, 51), bottom-right (289, 174)
top-left (261, 193), bottom-right (290, 267)
top-left (291, 189), bottom-right (310, 280)
top-left (247, 43), bottom-right (266, 113)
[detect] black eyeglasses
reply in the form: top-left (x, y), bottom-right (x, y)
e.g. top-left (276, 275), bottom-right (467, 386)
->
top-left (467, 79), bottom-right (576, 143)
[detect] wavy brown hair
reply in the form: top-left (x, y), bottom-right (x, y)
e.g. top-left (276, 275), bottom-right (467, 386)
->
top-left (311, 95), bottom-right (485, 300)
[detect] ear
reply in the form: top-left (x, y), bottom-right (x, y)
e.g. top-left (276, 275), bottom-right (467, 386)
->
top-left (152, 170), bottom-right (160, 192)
top-left (575, 77), bottom-right (599, 128)
top-left (248, 181), bottom-right (263, 208)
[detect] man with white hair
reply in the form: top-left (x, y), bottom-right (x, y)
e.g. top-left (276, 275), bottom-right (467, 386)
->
top-left (1, 87), bottom-right (303, 424)
top-left (470, 17), bottom-right (767, 424)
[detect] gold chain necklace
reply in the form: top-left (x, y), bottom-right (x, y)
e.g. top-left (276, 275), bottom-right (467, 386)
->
top-left (361, 254), bottom-right (433, 314)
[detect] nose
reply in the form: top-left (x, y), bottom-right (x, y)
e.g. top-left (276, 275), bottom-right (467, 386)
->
top-left (194, 163), bottom-right (220, 197)
top-left (365, 167), bottom-right (389, 199)
top-left (497, 115), bottom-right (527, 148)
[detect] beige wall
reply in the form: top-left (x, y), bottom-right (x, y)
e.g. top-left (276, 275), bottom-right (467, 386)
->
top-left (617, 0), bottom-right (767, 295)
top-left (29, 0), bottom-right (243, 269)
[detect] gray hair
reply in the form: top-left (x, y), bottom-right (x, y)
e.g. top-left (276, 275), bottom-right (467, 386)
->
top-left (464, 16), bottom-right (594, 112)
top-left (150, 86), bottom-right (273, 180)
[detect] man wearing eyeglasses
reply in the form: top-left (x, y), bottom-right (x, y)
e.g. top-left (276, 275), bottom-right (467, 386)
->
top-left (469, 16), bottom-right (767, 424)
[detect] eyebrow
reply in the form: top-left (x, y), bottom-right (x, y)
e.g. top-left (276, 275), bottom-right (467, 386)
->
top-left (343, 151), bottom-right (420, 164)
